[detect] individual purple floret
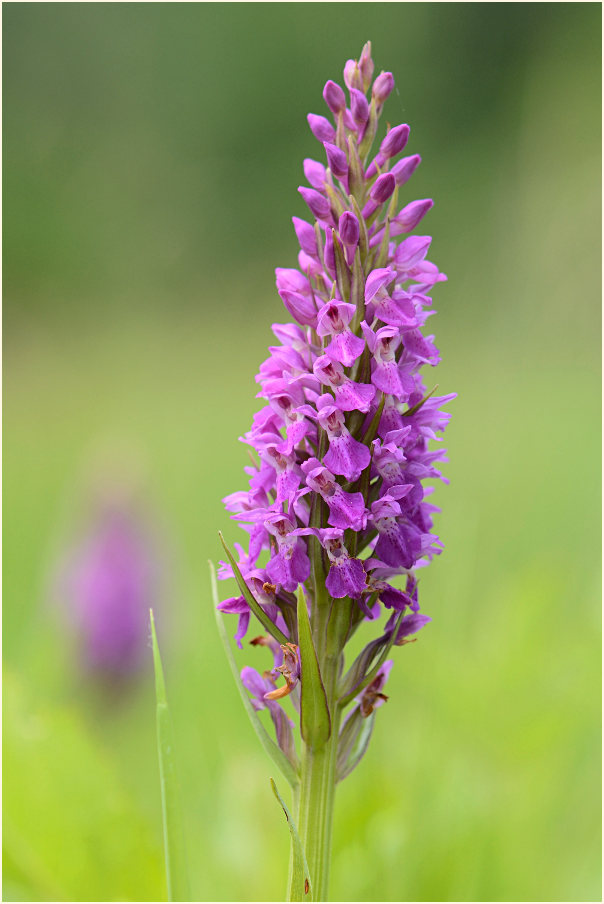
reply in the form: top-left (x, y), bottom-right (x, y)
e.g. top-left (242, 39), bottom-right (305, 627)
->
top-left (218, 42), bottom-right (453, 810)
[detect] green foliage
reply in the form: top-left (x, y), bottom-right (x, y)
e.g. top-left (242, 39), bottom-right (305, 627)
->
top-left (2, 671), bottom-right (164, 902)
top-left (150, 611), bottom-right (190, 902)
top-left (270, 779), bottom-right (312, 902)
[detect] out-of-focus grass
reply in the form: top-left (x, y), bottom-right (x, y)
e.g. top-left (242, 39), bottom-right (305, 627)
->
top-left (3, 3), bottom-right (601, 902)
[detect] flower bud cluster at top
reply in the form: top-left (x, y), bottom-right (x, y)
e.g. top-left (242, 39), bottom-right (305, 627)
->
top-left (218, 43), bottom-right (454, 762)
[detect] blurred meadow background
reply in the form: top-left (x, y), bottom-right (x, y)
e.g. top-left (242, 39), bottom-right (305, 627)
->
top-left (3, 3), bottom-right (601, 902)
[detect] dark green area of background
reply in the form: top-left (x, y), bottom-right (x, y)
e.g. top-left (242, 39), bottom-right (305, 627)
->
top-left (3, 3), bottom-right (602, 902)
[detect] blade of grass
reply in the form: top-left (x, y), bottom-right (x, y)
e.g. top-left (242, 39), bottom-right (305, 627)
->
top-left (270, 778), bottom-right (312, 901)
top-left (150, 609), bottom-right (190, 902)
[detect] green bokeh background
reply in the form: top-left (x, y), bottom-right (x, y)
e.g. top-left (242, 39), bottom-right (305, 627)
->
top-left (3, 3), bottom-right (601, 902)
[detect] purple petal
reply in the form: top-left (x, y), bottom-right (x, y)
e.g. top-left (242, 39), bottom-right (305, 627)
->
top-left (326, 556), bottom-right (367, 599)
top-left (323, 432), bottom-right (370, 481)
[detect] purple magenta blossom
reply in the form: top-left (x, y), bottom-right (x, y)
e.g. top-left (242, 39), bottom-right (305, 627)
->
top-left (219, 42), bottom-right (453, 769)
top-left (301, 459), bottom-right (366, 530)
top-left (58, 499), bottom-right (161, 681)
top-left (316, 301), bottom-right (365, 367)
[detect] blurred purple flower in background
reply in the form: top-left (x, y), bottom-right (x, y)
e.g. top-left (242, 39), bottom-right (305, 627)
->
top-left (57, 465), bottom-right (163, 683)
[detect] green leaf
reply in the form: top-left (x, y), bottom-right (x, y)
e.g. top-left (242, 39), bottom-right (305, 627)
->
top-left (270, 778), bottom-right (312, 902)
top-left (338, 609), bottom-right (404, 708)
top-left (218, 532), bottom-right (289, 645)
top-left (402, 384), bottom-right (439, 417)
top-left (150, 610), bottom-right (191, 902)
top-left (296, 586), bottom-right (331, 749)
top-left (336, 709), bottom-right (375, 782)
top-left (209, 562), bottom-right (300, 789)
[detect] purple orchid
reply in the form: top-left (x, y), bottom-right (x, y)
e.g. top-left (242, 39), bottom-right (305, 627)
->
top-left (217, 43), bottom-right (453, 898)
top-left (58, 497), bottom-right (161, 681)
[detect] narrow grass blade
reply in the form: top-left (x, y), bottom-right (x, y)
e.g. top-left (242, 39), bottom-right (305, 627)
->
top-left (270, 778), bottom-right (312, 902)
top-left (218, 532), bottom-right (289, 645)
top-left (209, 562), bottom-right (300, 789)
top-left (150, 610), bottom-right (190, 902)
top-left (296, 587), bottom-right (331, 749)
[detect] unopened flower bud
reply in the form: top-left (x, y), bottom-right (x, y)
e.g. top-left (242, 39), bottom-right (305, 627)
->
top-left (343, 59), bottom-right (362, 91)
top-left (307, 113), bottom-right (336, 143)
top-left (338, 211), bottom-right (360, 247)
top-left (323, 79), bottom-right (346, 115)
top-left (350, 88), bottom-right (369, 127)
top-left (275, 267), bottom-right (310, 296)
top-left (324, 142), bottom-right (348, 179)
top-left (372, 71), bottom-right (395, 104)
top-left (370, 172), bottom-right (396, 204)
top-left (278, 288), bottom-right (318, 327)
top-left (380, 124), bottom-right (410, 159)
top-left (292, 216), bottom-right (317, 256)
top-left (298, 186), bottom-right (332, 222)
top-left (394, 198), bottom-right (433, 232)
top-left (303, 158), bottom-right (327, 190)
top-left (359, 41), bottom-right (375, 91)
top-left (391, 154), bottom-right (421, 186)
top-left (323, 227), bottom-right (336, 278)
top-left (298, 249), bottom-right (323, 278)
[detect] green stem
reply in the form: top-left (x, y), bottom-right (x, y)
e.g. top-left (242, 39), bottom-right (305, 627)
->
top-left (291, 660), bottom-right (341, 902)
top-left (289, 597), bottom-right (350, 901)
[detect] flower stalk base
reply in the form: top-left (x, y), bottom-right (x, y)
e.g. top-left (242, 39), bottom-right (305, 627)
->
top-left (290, 652), bottom-right (342, 902)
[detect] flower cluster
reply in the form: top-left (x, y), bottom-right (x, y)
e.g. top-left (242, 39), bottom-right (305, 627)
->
top-left (218, 43), bottom-right (453, 773)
